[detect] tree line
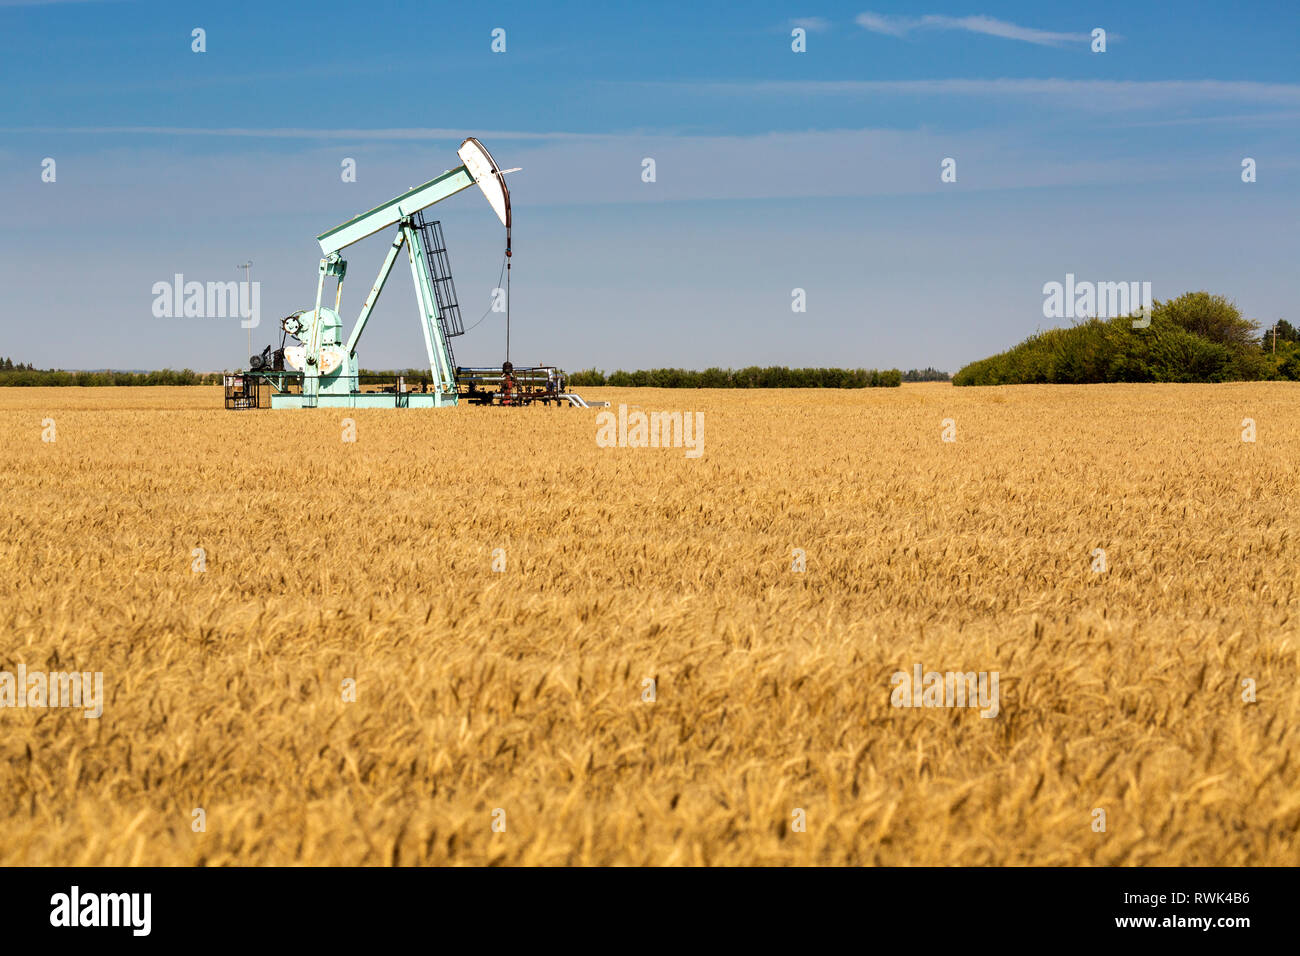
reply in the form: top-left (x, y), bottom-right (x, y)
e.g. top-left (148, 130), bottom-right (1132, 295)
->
top-left (566, 367), bottom-right (905, 388)
top-left (0, 364), bottom-right (223, 386)
top-left (901, 367), bottom-right (951, 382)
top-left (953, 292), bottom-right (1297, 386)
top-left (0, 364), bottom-right (917, 388)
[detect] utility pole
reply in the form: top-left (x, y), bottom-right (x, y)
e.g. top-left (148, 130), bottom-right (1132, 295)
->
top-left (237, 260), bottom-right (253, 364)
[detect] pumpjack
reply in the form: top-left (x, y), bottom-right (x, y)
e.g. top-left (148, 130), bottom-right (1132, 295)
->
top-left (233, 138), bottom-right (519, 409)
top-left (226, 137), bottom-right (605, 411)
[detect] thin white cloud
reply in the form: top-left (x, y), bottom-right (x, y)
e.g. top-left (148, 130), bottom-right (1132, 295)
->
top-left (856, 12), bottom-right (1089, 47)
top-left (639, 78), bottom-right (1300, 110)
top-left (789, 17), bottom-right (830, 33)
top-left (0, 126), bottom-right (621, 142)
top-left (855, 12), bottom-right (908, 37)
top-left (0, 0), bottom-right (114, 6)
top-left (0, 125), bottom-right (1234, 225)
top-left (1113, 109), bottom-right (1300, 129)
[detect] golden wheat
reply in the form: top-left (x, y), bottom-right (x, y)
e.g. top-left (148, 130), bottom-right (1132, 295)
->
top-left (0, 382), bottom-right (1297, 865)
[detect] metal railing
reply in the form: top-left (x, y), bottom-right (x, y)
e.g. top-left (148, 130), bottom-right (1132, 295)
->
top-left (223, 371), bottom-right (455, 409)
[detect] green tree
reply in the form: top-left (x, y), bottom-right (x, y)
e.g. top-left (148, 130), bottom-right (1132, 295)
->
top-left (1155, 291), bottom-right (1258, 348)
top-left (1260, 319), bottom-right (1298, 351)
top-left (954, 292), bottom-right (1269, 386)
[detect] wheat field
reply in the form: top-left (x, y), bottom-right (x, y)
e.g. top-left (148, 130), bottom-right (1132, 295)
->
top-left (1, 382), bottom-right (1297, 865)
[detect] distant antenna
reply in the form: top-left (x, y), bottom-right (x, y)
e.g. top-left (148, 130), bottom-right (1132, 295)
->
top-left (236, 260), bottom-right (252, 361)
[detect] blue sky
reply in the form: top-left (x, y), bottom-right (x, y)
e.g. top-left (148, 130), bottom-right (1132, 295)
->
top-left (1, 0), bottom-right (1297, 372)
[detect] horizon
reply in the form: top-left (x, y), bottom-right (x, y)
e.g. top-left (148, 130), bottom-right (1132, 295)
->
top-left (3, 0), bottom-right (1297, 373)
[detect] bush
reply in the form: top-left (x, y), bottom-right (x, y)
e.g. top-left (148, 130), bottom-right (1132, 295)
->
top-left (954, 292), bottom-right (1280, 386)
top-left (566, 368), bottom-right (606, 387)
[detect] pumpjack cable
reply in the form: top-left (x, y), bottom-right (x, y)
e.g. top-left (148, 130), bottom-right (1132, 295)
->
top-left (505, 248), bottom-right (511, 364)
top-left (461, 250), bottom-right (508, 335)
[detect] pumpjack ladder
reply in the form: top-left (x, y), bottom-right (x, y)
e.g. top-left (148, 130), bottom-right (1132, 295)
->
top-left (412, 212), bottom-right (464, 371)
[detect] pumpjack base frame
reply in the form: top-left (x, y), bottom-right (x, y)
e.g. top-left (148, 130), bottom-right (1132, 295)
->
top-left (225, 371), bottom-right (604, 410)
top-left (270, 392), bottom-right (458, 409)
